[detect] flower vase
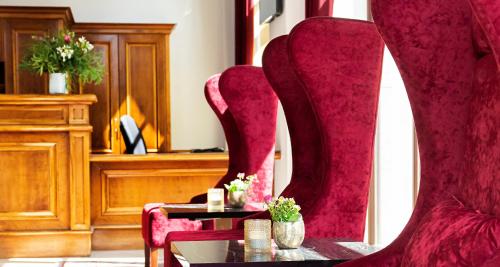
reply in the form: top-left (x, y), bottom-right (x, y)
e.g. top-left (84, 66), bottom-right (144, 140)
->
top-left (49, 73), bottom-right (68, 94)
top-left (272, 216), bottom-right (305, 249)
top-left (228, 190), bottom-right (246, 208)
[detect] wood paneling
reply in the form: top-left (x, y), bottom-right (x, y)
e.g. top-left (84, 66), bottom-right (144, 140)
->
top-left (0, 94), bottom-right (96, 257)
top-left (92, 226), bottom-right (143, 250)
top-left (90, 153), bottom-right (229, 249)
top-left (0, 105), bottom-right (66, 124)
top-left (4, 19), bottom-right (59, 94)
top-left (0, 19), bottom-right (5, 62)
top-left (119, 34), bottom-right (168, 153)
top-left (76, 33), bottom-right (119, 153)
top-left (0, 231), bottom-right (91, 258)
top-left (73, 23), bottom-right (173, 154)
top-left (90, 153), bottom-right (228, 226)
top-left (0, 135), bottom-right (69, 231)
top-left (0, 143), bottom-right (56, 213)
top-left (102, 169), bottom-right (224, 214)
top-left (0, 7), bottom-right (73, 95)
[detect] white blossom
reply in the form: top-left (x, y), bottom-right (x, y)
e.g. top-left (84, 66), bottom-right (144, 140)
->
top-left (56, 45), bottom-right (74, 62)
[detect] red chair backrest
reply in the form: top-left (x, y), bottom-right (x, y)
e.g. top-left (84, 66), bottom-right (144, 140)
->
top-left (218, 66), bottom-right (278, 202)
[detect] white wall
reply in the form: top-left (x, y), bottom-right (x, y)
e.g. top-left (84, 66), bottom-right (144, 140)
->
top-left (375, 48), bottom-right (415, 245)
top-left (334, 0), bottom-right (415, 246)
top-left (0, 0), bottom-right (234, 150)
top-left (268, 0), bottom-right (305, 196)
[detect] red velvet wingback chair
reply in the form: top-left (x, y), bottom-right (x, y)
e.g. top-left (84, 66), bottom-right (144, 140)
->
top-left (142, 74), bottom-right (244, 266)
top-left (150, 66), bottom-right (277, 267)
top-left (339, 0), bottom-right (500, 266)
top-left (163, 17), bottom-right (384, 267)
top-left (217, 66), bottom-right (278, 202)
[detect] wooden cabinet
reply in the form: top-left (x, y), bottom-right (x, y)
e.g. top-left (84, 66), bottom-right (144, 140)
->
top-left (78, 34), bottom-right (120, 154)
top-left (74, 24), bottom-right (174, 154)
top-left (0, 94), bottom-right (96, 257)
top-left (4, 19), bottom-right (57, 94)
top-left (0, 7), bottom-right (73, 94)
top-left (0, 8), bottom-right (174, 153)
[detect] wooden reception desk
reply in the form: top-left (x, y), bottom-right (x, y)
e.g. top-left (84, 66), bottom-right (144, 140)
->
top-left (0, 94), bottom-right (97, 257)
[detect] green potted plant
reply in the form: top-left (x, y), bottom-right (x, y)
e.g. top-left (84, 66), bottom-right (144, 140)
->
top-left (224, 173), bottom-right (255, 208)
top-left (265, 196), bottom-right (304, 249)
top-left (21, 30), bottom-right (104, 94)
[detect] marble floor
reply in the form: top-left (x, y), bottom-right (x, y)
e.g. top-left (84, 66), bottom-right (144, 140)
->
top-left (0, 250), bottom-right (163, 267)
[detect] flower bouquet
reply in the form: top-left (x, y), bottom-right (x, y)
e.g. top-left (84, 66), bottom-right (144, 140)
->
top-left (21, 30), bottom-right (104, 94)
top-left (224, 173), bottom-right (255, 208)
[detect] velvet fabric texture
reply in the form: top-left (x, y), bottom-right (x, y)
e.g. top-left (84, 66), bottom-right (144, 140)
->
top-left (163, 17), bottom-right (384, 267)
top-left (141, 74), bottom-right (234, 248)
top-left (162, 66), bottom-right (277, 267)
top-left (338, 0), bottom-right (500, 266)
top-left (288, 17), bottom-right (384, 240)
top-left (218, 66), bottom-right (277, 203)
top-left (142, 68), bottom-right (277, 249)
top-left (401, 197), bottom-right (500, 266)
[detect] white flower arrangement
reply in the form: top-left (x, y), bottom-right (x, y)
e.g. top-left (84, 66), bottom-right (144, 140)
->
top-left (224, 173), bottom-right (255, 192)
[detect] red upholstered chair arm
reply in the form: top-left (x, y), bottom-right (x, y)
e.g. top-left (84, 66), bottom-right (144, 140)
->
top-left (164, 229), bottom-right (244, 267)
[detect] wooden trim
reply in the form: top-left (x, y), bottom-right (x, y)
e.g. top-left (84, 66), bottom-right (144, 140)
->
top-left (91, 152), bottom-right (232, 162)
top-left (0, 230), bottom-right (92, 258)
top-left (90, 151), bottom-right (282, 163)
top-left (92, 226), bottom-right (143, 250)
top-left (73, 23), bottom-right (175, 34)
top-left (70, 131), bottom-right (91, 230)
top-left (0, 6), bottom-right (74, 25)
top-left (0, 125), bottom-right (93, 132)
top-left (0, 94), bottom-right (97, 105)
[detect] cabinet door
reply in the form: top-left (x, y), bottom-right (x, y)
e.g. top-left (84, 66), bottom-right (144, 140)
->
top-left (4, 19), bottom-right (60, 94)
top-left (118, 34), bottom-right (169, 153)
top-left (78, 34), bottom-right (120, 154)
top-left (0, 19), bottom-right (5, 94)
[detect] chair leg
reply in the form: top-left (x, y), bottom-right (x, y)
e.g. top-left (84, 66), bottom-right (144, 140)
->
top-left (145, 243), bottom-right (159, 267)
top-left (150, 247), bottom-right (159, 267)
top-left (144, 243), bottom-right (151, 267)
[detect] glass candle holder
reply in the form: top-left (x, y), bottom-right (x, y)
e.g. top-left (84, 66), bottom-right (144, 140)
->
top-left (244, 219), bottom-right (272, 253)
top-left (207, 188), bottom-right (224, 212)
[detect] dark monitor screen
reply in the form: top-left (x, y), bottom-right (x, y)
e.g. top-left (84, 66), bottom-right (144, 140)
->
top-left (259, 0), bottom-right (283, 24)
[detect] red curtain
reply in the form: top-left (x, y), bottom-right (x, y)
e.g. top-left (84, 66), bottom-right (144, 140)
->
top-left (305, 0), bottom-right (334, 18)
top-left (235, 0), bottom-right (255, 65)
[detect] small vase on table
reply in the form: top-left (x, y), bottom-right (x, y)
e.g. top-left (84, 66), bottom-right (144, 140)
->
top-left (49, 72), bottom-right (67, 94)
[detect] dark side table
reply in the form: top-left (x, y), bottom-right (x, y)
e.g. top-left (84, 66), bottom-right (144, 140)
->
top-left (171, 238), bottom-right (380, 266)
top-left (160, 203), bottom-right (264, 229)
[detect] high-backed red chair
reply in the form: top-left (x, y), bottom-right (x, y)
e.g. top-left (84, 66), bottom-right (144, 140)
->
top-left (339, 0), bottom-right (500, 266)
top-left (142, 74), bottom-right (243, 267)
top-left (287, 17), bottom-right (384, 239)
top-left (213, 66), bottom-right (277, 202)
top-left (164, 17), bottom-right (384, 267)
top-left (144, 68), bottom-right (278, 267)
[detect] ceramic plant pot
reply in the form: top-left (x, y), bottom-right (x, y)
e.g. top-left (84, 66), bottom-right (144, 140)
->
top-left (49, 73), bottom-right (67, 94)
top-left (272, 216), bottom-right (305, 249)
top-left (228, 190), bottom-right (247, 208)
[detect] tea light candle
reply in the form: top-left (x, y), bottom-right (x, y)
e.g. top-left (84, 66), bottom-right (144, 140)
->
top-left (244, 219), bottom-right (272, 253)
top-left (207, 188), bottom-right (224, 212)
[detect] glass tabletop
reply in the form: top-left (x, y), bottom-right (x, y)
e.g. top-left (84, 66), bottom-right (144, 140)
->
top-left (171, 238), bottom-right (380, 266)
